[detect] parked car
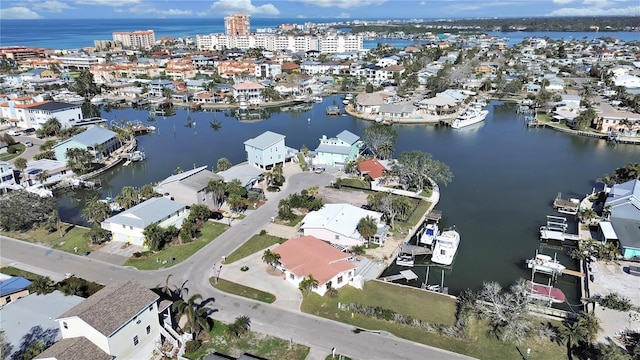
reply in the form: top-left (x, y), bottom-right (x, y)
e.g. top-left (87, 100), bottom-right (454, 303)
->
top-left (313, 167), bottom-right (325, 174)
top-left (7, 130), bottom-right (23, 136)
top-left (211, 211), bottom-right (224, 220)
top-left (24, 128), bottom-right (36, 134)
top-left (24, 141), bottom-right (33, 147)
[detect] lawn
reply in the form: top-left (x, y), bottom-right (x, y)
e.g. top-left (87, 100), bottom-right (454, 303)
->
top-left (338, 178), bottom-right (370, 190)
top-left (0, 266), bottom-right (42, 280)
top-left (404, 200), bottom-right (432, 229)
top-left (1, 223), bottom-right (93, 255)
top-left (301, 281), bottom-right (565, 360)
top-left (225, 233), bottom-right (286, 264)
top-left (185, 320), bottom-right (309, 360)
top-left (0, 144), bottom-right (25, 161)
top-left (209, 277), bottom-right (276, 304)
top-left (124, 222), bottom-right (228, 270)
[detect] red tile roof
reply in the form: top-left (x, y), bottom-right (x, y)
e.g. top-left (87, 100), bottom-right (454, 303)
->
top-left (358, 158), bottom-right (387, 179)
top-left (273, 236), bottom-right (356, 285)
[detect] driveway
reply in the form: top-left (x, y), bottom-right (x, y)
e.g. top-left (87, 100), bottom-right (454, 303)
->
top-left (4, 134), bottom-right (45, 164)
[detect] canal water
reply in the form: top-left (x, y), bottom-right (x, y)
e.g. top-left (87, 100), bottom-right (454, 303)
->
top-left (59, 96), bottom-right (640, 303)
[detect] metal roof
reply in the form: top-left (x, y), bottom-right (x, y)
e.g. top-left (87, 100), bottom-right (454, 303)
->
top-left (336, 130), bottom-right (359, 145)
top-left (243, 131), bottom-right (285, 150)
top-left (0, 276), bottom-right (31, 297)
top-left (103, 197), bottom-right (188, 229)
top-left (315, 144), bottom-right (352, 155)
top-left (301, 204), bottom-right (383, 239)
top-left (68, 126), bottom-right (117, 147)
top-left (610, 218), bottom-right (640, 250)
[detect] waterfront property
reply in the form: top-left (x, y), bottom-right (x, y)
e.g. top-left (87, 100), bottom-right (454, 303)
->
top-left (0, 99), bottom-right (82, 130)
top-left (243, 131), bottom-right (287, 170)
top-left (22, 159), bottom-right (70, 186)
top-left (300, 204), bottom-right (387, 248)
top-left (154, 166), bottom-right (223, 210)
top-left (100, 197), bottom-right (190, 247)
top-left (273, 236), bottom-right (358, 296)
top-left (37, 280), bottom-right (176, 360)
top-left (357, 158), bottom-right (391, 182)
top-left (52, 126), bottom-right (121, 163)
top-left (232, 81), bottom-right (265, 105)
top-left (312, 130), bottom-right (361, 167)
top-left (604, 179), bottom-right (640, 260)
top-left (0, 161), bottom-right (17, 193)
top-left (217, 164), bottom-right (264, 190)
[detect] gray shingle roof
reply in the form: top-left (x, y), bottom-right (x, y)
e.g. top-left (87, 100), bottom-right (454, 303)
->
top-left (336, 130), bottom-right (359, 145)
top-left (36, 337), bottom-right (111, 360)
top-left (103, 197), bottom-right (188, 229)
top-left (610, 218), bottom-right (640, 250)
top-left (70, 127), bottom-right (117, 147)
top-left (58, 280), bottom-right (159, 337)
top-left (244, 131), bottom-right (285, 150)
top-left (158, 166), bottom-right (221, 191)
top-left (30, 101), bottom-right (80, 112)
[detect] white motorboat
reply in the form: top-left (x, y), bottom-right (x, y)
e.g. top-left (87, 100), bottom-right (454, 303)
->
top-left (419, 223), bottom-right (439, 247)
top-left (526, 253), bottom-right (565, 276)
top-left (431, 227), bottom-right (460, 266)
top-left (451, 108), bottom-right (489, 129)
top-left (396, 254), bottom-right (414, 267)
top-left (90, 96), bottom-right (105, 104)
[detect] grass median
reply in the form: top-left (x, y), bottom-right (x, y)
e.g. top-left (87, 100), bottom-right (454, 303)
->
top-left (209, 277), bottom-right (276, 304)
top-left (301, 280), bottom-right (564, 360)
top-left (1, 224), bottom-right (92, 255)
top-left (225, 232), bottom-right (286, 264)
top-left (124, 222), bottom-right (227, 270)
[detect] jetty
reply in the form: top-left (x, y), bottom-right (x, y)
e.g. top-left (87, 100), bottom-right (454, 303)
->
top-left (539, 226), bottom-right (581, 242)
top-left (381, 269), bottom-right (418, 282)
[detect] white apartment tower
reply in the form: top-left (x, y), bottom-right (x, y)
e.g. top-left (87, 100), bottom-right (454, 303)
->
top-left (112, 30), bottom-right (156, 49)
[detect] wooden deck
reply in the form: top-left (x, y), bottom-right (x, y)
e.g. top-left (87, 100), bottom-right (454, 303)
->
top-left (561, 269), bottom-right (585, 278)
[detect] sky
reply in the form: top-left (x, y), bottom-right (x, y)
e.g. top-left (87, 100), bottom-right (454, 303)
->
top-left (1, 0), bottom-right (639, 20)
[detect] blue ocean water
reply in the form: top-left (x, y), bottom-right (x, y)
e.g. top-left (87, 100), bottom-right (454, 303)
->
top-left (2, 18), bottom-right (638, 50)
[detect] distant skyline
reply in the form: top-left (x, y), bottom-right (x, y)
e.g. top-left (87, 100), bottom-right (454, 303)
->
top-left (1, 0), bottom-right (639, 20)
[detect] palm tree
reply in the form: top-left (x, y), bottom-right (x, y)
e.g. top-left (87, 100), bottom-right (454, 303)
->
top-left (560, 320), bottom-right (586, 360)
top-left (298, 274), bottom-right (319, 295)
top-left (13, 157), bottom-right (27, 183)
top-left (206, 179), bottom-right (226, 210)
top-left (357, 215), bottom-right (378, 247)
top-left (261, 249), bottom-right (281, 271)
top-left (234, 315), bottom-right (251, 336)
top-left (115, 186), bottom-right (140, 210)
top-left (82, 197), bottom-right (111, 225)
top-left (173, 294), bottom-right (210, 338)
top-left (35, 170), bottom-right (49, 185)
top-left (578, 312), bottom-right (602, 345)
top-left (29, 276), bottom-right (54, 295)
top-left (143, 223), bottom-right (165, 251)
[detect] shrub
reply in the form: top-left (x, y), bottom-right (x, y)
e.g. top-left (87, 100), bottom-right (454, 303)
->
top-left (240, 266), bottom-right (249, 272)
top-left (267, 185), bottom-right (281, 192)
top-left (259, 229), bottom-right (267, 236)
top-left (132, 252), bottom-right (141, 258)
top-left (599, 292), bottom-right (632, 311)
top-left (326, 287), bottom-right (339, 298)
top-left (184, 339), bottom-right (201, 354)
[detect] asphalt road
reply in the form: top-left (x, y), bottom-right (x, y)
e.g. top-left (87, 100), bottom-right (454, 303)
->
top-left (0, 170), bottom-right (472, 360)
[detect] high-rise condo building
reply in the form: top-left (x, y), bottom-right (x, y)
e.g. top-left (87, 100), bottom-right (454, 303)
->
top-left (112, 30), bottom-right (156, 49)
top-left (225, 13), bottom-right (251, 36)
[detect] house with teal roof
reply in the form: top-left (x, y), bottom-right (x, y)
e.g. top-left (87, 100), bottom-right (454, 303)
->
top-left (53, 126), bottom-right (120, 163)
top-left (313, 130), bottom-right (361, 167)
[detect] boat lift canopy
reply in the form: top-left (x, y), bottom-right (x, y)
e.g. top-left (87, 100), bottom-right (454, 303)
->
top-left (399, 270), bottom-right (418, 281)
top-left (599, 221), bottom-right (618, 241)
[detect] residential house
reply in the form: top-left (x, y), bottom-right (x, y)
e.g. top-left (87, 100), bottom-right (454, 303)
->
top-left (604, 179), bottom-right (640, 260)
top-left (379, 102), bottom-right (415, 121)
top-left (36, 280), bottom-right (176, 360)
top-left (358, 158), bottom-right (391, 181)
top-left (22, 159), bottom-right (71, 186)
top-left (53, 127), bottom-right (120, 163)
top-left (593, 103), bottom-right (640, 136)
top-left (0, 100), bottom-right (82, 130)
top-left (300, 203), bottom-right (387, 248)
top-left (149, 79), bottom-right (174, 98)
top-left (232, 81), bottom-right (264, 105)
top-left (217, 164), bottom-right (264, 190)
top-left (416, 95), bottom-right (459, 116)
top-left (244, 131), bottom-right (286, 170)
top-left (0, 274), bottom-right (31, 306)
top-left (100, 197), bottom-right (190, 247)
top-left (273, 236), bottom-right (357, 296)
top-left (313, 130), bottom-right (361, 167)
top-left (354, 92), bottom-right (387, 114)
top-left (0, 161), bottom-right (16, 193)
top-left (525, 83), bottom-right (541, 93)
top-left (155, 166), bottom-right (223, 210)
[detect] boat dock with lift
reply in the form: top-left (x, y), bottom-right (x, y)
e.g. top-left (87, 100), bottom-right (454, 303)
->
top-left (539, 215), bottom-right (580, 242)
top-left (553, 193), bottom-right (580, 215)
top-left (381, 269), bottom-right (418, 282)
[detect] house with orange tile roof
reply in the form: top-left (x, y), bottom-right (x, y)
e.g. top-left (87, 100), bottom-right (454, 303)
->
top-left (272, 236), bottom-right (357, 296)
top-left (232, 81), bottom-right (264, 104)
top-left (300, 203), bottom-right (387, 248)
top-left (358, 158), bottom-right (391, 181)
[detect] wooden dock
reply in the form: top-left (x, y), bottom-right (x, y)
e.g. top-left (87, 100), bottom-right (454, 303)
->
top-left (526, 120), bottom-right (546, 128)
top-left (381, 270), bottom-right (418, 282)
top-left (540, 227), bottom-right (580, 242)
top-left (400, 244), bottom-right (432, 256)
top-left (561, 269), bottom-right (585, 278)
top-left (425, 209), bottom-right (442, 222)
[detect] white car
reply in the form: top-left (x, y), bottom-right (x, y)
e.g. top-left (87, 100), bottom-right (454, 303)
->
top-left (24, 141), bottom-right (33, 147)
top-left (7, 130), bottom-right (23, 136)
top-left (313, 167), bottom-right (325, 174)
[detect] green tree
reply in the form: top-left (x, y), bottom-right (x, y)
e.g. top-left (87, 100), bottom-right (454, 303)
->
top-left (143, 223), bottom-right (166, 251)
top-left (0, 191), bottom-right (57, 231)
top-left (216, 157), bottom-right (232, 172)
top-left (84, 226), bottom-right (111, 245)
top-left (115, 186), bottom-right (141, 210)
top-left (227, 315), bottom-right (251, 339)
top-left (206, 179), bottom-right (226, 210)
top-left (578, 312), bottom-right (602, 344)
top-left (560, 320), bottom-right (586, 360)
top-left (189, 204), bottom-right (211, 225)
top-left (357, 215), bottom-right (378, 247)
top-left (261, 249), bottom-right (281, 271)
top-left (82, 197), bottom-right (111, 225)
top-left (13, 157), bottom-right (27, 182)
top-left (65, 147), bottom-right (94, 174)
top-left (71, 69), bottom-right (100, 97)
top-left (363, 124), bottom-right (398, 160)
top-left (298, 274), bottom-right (319, 295)
top-left (173, 294), bottom-right (211, 338)
top-left (29, 276), bottom-right (55, 295)
top-left (608, 163), bottom-right (640, 184)
top-left (81, 100), bottom-right (100, 118)
top-left (0, 331), bottom-right (9, 360)
top-left (37, 117), bottom-right (62, 137)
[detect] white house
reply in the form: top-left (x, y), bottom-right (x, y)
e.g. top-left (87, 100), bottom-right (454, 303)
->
top-left (300, 203), bottom-right (387, 248)
top-left (232, 81), bottom-right (265, 105)
top-left (154, 166), bottom-right (223, 210)
top-left (273, 236), bottom-right (357, 296)
top-left (0, 161), bottom-right (17, 193)
top-left (0, 100), bottom-right (82, 130)
top-left (36, 280), bottom-right (175, 360)
top-left (101, 197), bottom-right (190, 247)
top-left (244, 131), bottom-right (286, 170)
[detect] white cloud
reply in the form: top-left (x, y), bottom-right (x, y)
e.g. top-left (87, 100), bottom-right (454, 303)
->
top-left (127, 6), bottom-right (193, 16)
top-left (296, 14), bottom-right (308, 18)
top-left (196, 11), bottom-right (209, 17)
top-left (419, 1), bottom-right (426, 4)
top-left (290, 0), bottom-right (386, 9)
top-left (73, 0), bottom-right (141, 6)
top-left (210, 0), bottom-right (280, 15)
top-left (334, 12), bottom-right (351, 18)
top-left (32, 0), bottom-right (73, 13)
top-left (547, 4), bottom-right (640, 15)
top-left (552, 0), bottom-right (575, 4)
top-left (0, 6), bottom-right (42, 19)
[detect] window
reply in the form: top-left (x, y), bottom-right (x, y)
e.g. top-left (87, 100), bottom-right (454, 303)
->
top-left (289, 273), bottom-right (294, 280)
top-left (148, 305), bottom-right (153, 312)
top-left (5, 296), bottom-right (11, 304)
top-left (334, 235), bottom-right (339, 240)
top-left (337, 276), bottom-right (343, 284)
top-left (133, 336), bottom-right (139, 346)
top-left (146, 325), bottom-right (151, 335)
top-left (63, 321), bottom-right (68, 329)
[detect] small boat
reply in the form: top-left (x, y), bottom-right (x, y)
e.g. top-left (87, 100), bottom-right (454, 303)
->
top-left (312, 96), bottom-right (322, 103)
top-left (90, 96), bottom-right (105, 104)
top-left (525, 253), bottom-right (565, 276)
top-left (526, 280), bottom-right (566, 304)
top-left (344, 93), bottom-right (353, 100)
top-left (451, 108), bottom-right (489, 129)
top-left (396, 254), bottom-right (415, 267)
top-left (419, 223), bottom-right (439, 247)
top-left (431, 227), bottom-right (460, 266)
top-left (375, 116), bottom-right (383, 123)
